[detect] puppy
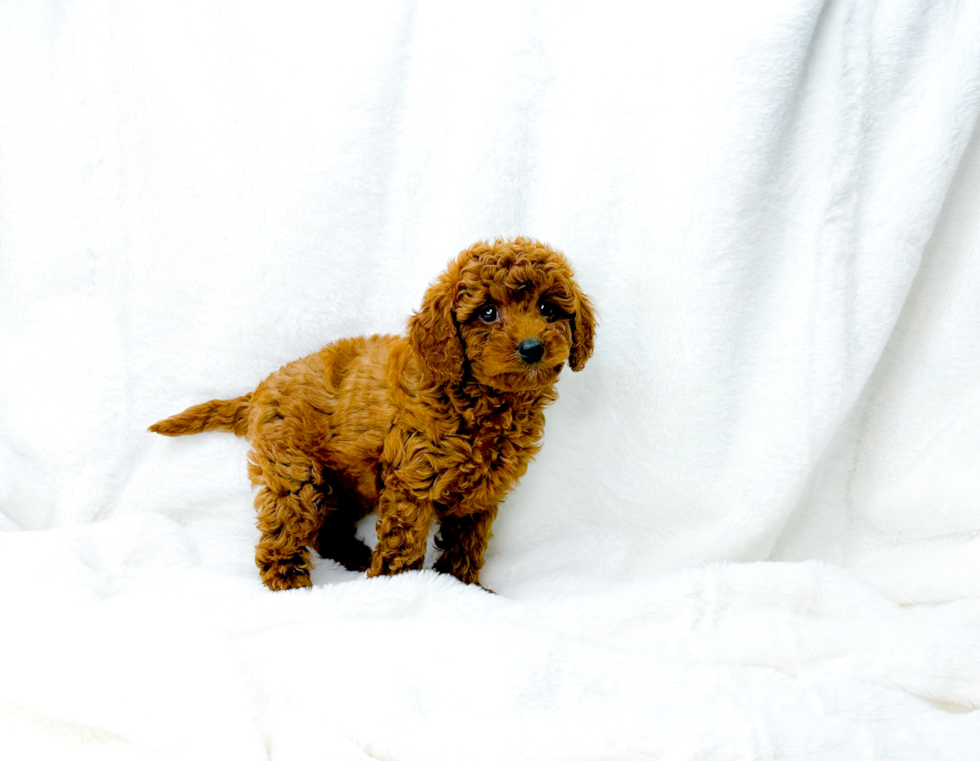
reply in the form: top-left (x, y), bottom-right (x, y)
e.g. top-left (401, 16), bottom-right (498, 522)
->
top-left (150, 238), bottom-right (595, 590)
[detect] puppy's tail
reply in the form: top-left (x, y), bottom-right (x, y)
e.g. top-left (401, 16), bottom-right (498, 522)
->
top-left (149, 394), bottom-right (252, 437)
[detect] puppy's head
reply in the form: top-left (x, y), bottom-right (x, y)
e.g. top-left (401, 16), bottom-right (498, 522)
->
top-left (409, 238), bottom-right (595, 391)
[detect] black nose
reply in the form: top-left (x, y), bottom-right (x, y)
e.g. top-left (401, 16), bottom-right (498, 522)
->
top-left (517, 339), bottom-right (545, 364)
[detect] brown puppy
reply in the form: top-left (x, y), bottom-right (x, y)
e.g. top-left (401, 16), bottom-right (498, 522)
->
top-left (150, 238), bottom-right (595, 590)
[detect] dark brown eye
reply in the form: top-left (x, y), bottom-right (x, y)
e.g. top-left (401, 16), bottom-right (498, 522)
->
top-left (478, 304), bottom-right (498, 324)
top-left (539, 301), bottom-right (559, 320)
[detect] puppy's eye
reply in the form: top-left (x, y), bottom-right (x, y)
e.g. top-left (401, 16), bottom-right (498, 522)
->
top-left (539, 301), bottom-right (560, 320)
top-left (477, 304), bottom-right (498, 324)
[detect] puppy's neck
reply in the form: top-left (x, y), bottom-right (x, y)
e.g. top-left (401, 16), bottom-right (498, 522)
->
top-left (434, 379), bottom-right (557, 425)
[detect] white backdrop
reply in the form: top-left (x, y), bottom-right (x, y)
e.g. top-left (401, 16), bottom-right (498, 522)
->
top-left (2, 1), bottom-right (980, 759)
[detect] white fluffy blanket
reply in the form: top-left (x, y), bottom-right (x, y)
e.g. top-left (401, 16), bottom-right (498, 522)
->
top-left (2, 1), bottom-right (979, 759)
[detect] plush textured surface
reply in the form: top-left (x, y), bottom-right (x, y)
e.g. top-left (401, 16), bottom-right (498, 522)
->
top-left (2, 1), bottom-right (980, 759)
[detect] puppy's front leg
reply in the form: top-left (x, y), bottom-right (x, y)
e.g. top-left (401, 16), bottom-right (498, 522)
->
top-left (368, 484), bottom-right (433, 577)
top-left (432, 507), bottom-right (498, 586)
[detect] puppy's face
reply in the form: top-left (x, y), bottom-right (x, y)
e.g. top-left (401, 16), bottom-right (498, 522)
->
top-left (410, 238), bottom-right (596, 390)
top-left (456, 278), bottom-right (574, 392)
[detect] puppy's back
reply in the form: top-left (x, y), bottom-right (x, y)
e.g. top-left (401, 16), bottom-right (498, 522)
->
top-left (249, 335), bottom-right (408, 471)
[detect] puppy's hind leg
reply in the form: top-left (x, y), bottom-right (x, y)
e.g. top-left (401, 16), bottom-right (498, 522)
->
top-left (248, 446), bottom-right (327, 591)
top-left (314, 477), bottom-right (373, 572)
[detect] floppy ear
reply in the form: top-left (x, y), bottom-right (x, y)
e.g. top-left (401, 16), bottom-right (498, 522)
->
top-left (569, 290), bottom-right (596, 372)
top-left (408, 263), bottom-right (465, 385)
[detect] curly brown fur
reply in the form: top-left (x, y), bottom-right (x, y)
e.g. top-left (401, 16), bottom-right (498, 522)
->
top-left (150, 238), bottom-right (596, 591)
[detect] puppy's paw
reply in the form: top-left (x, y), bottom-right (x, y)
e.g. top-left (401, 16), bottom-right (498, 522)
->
top-left (367, 549), bottom-right (424, 577)
top-left (259, 559), bottom-right (313, 591)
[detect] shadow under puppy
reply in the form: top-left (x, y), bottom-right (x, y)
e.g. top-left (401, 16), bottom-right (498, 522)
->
top-left (150, 238), bottom-right (595, 590)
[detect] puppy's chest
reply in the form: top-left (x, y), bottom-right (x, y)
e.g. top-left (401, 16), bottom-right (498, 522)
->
top-left (430, 411), bottom-right (544, 505)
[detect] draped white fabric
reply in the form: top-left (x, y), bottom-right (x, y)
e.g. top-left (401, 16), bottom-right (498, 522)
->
top-left (2, 1), bottom-right (979, 758)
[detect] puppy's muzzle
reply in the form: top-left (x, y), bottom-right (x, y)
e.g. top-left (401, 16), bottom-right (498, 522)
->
top-left (517, 339), bottom-right (545, 365)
